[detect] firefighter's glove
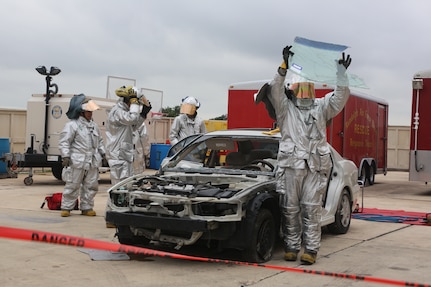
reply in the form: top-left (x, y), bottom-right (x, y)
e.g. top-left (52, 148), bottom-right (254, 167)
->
top-left (336, 52), bottom-right (351, 87)
top-left (140, 102), bottom-right (152, 119)
top-left (101, 154), bottom-right (108, 167)
top-left (62, 157), bottom-right (71, 167)
top-left (338, 52), bottom-right (352, 70)
top-left (281, 45), bottom-right (294, 69)
top-left (129, 97), bottom-right (139, 105)
top-left (262, 127), bottom-right (280, 135)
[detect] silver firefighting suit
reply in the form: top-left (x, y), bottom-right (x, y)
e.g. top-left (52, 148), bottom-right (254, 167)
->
top-left (268, 67), bottom-right (350, 254)
top-left (105, 100), bottom-right (146, 222)
top-left (59, 116), bottom-right (105, 211)
top-left (106, 100), bottom-right (145, 184)
top-left (169, 113), bottom-right (207, 145)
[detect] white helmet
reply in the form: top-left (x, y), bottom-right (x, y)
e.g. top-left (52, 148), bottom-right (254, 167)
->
top-left (182, 96), bottom-right (200, 108)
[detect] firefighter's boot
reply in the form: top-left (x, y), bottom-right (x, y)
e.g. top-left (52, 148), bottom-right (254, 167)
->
top-left (300, 251), bottom-right (317, 265)
top-left (284, 251), bottom-right (298, 261)
top-left (61, 210), bottom-right (71, 217)
top-left (81, 210), bottom-right (96, 216)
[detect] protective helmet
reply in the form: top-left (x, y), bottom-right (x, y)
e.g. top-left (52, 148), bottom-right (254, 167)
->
top-left (180, 96), bottom-right (200, 115)
top-left (290, 82), bottom-right (315, 99)
top-left (182, 96), bottom-right (200, 108)
top-left (115, 86), bottom-right (138, 98)
top-left (286, 72), bottom-right (315, 108)
top-left (81, 98), bottom-right (100, 112)
top-left (66, 94), bottom-right (86, 119)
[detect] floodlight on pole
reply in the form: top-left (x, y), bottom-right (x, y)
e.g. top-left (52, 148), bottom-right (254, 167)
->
top-left (35, 65), bottom-right (61, 154)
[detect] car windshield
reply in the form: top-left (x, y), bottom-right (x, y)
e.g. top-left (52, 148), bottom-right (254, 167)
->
top-left (161, 133), bottom-right (279, 176)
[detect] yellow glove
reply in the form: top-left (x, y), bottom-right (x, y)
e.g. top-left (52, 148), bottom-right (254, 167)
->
top-left (129, 97), bottom-right (139, 105)
top-left (262, 128), bottom-right (280, 135)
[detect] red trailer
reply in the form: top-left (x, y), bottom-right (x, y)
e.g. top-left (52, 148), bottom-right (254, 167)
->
top-left (409, 70), bottom-right (431, 183)
top-left (228, 80), bottom-right (388, 184)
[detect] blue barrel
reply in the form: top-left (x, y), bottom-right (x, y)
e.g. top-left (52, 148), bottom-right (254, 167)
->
top-left (149, 144), bottom-right (171, 170)
top-left (0, 138), bottom-right (10, 174)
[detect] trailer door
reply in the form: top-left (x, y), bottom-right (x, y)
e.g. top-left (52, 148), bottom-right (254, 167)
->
top-left (377, 104), bottom-right (388, 173)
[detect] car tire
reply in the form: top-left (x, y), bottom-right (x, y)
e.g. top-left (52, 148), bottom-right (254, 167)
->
top-left (242, 209), bottom-right (275, 263)
top-left (116, 225), bottom-right (150, 246)
top-left (327, 189), bottom-right (351, 234)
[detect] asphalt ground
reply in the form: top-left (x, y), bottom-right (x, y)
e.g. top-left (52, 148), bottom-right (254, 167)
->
top-left (0, 169), bottom-right (430, 287)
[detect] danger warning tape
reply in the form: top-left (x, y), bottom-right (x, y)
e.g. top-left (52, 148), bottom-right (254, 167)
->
top-left (0, 225), bottom-right (429, 287)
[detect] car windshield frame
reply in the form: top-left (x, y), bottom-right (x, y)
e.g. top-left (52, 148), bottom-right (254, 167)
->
top-left (161, 133), bottom-right (279, 177)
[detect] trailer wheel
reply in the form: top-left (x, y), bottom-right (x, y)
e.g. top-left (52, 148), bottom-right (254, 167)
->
top-left (368, 162), bottom-right (376, 185)
top-left (24, 176), bottom-right (33, 186)
top-left (368, 167), bottom-right (375, 185)
top-left (359, 164), bottom-right (368, 186)
top-left (51, 164), bottom-right (63, 180)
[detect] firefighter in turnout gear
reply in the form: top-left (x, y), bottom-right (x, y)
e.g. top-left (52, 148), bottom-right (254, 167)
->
top-left (59, 94), bottom-right (107, 217)
top-left (255, 46), bottom-right (352, 264)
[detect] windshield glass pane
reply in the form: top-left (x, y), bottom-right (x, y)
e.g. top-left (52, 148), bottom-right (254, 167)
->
top-left (289, 36), bottom-right (367, 89)
top-left (164, 136), bottom-right (279, 174)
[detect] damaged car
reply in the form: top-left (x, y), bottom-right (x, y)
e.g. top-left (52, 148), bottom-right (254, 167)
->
top-left (106, 129), bottom-right (360, 263)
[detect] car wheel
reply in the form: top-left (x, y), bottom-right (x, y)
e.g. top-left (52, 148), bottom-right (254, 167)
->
top-left (327, 189), bottom-right (351, 234)
top-left (242, 209), bottom-right (275, 263)
top-left (116, 225), bottom-right (150, 246)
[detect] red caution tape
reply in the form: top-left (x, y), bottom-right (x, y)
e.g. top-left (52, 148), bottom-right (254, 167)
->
top-left (0, 225), bottom-right (429, 287)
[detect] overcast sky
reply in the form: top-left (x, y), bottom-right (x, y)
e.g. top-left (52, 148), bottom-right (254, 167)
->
top-left (1, 0), bottom-right (430, 126)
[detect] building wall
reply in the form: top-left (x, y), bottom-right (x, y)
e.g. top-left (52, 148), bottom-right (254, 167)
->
top-left (0, 108), bottom-right (26, 153)
top-left (145, 117), bottom-right (227, 144)
top-left (145, 117), bottom-right (174, 144)
top-left (387, 125), bottom-right (410, 171)
top-left (0, 108), bottom-right (410, 170)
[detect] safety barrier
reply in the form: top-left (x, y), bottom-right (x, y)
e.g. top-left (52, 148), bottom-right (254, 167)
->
top-left (0, 226), bottom-right (429, 287)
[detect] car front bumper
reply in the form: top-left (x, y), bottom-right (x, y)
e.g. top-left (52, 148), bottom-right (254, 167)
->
top-left (106, 211), bottom-right (209, 232)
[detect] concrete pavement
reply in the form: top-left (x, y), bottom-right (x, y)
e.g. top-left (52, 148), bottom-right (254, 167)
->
top-left (0, 170), bottom-right (430, 287)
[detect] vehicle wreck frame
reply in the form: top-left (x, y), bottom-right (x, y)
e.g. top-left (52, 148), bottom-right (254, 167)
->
top-left (106, 129), bottom-right (359, 263)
